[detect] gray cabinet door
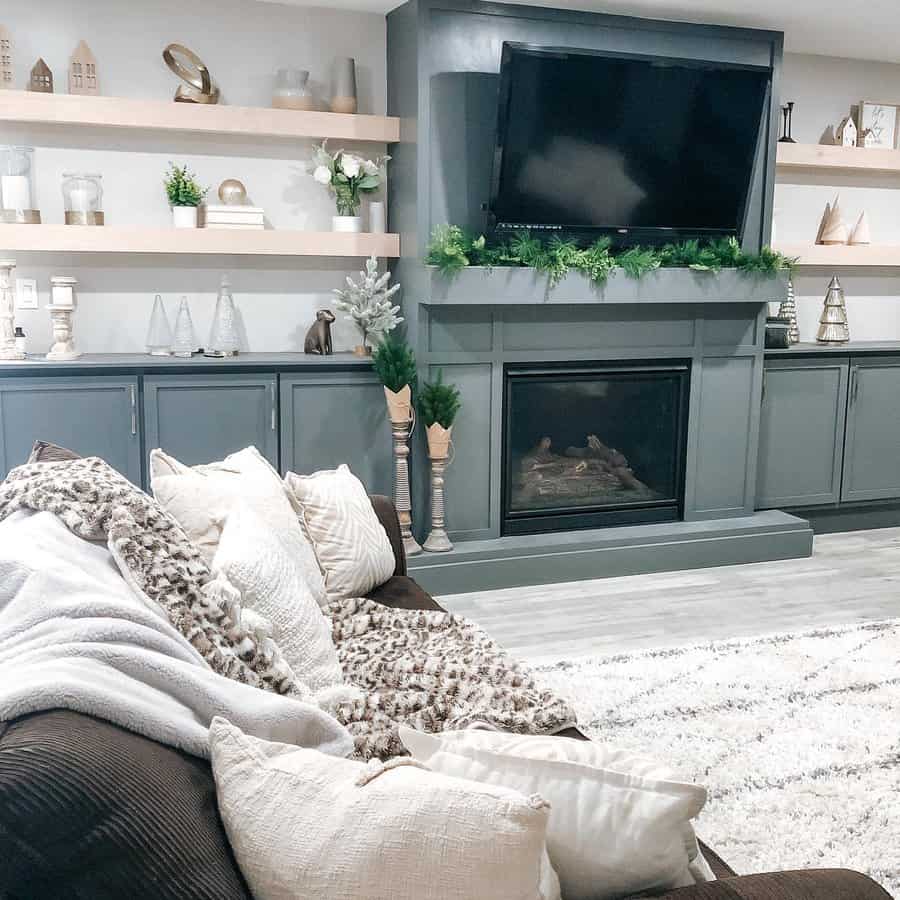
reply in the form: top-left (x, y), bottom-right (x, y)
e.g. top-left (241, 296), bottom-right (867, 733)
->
top-left (841, 356), bottom-right (900, 502)
top-left (144, 374), bottom-right (278, 470)
top-left (0, 376), bottom-right (141, 484)
top-left (279, 372), bottom-right (392, 494)
top-left (756, 358), bottom-right (848, 508)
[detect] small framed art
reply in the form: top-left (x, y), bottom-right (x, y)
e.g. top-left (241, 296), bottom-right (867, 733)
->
top-left (858, 101), bottom-right (898, 149)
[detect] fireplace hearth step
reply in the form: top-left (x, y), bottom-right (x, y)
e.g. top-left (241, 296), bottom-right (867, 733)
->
top-left (408, 510), bottom-right (813, 596)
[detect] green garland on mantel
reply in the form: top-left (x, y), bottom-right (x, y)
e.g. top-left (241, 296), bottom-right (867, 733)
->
top-left (425, 225), bottom-right (795, 290)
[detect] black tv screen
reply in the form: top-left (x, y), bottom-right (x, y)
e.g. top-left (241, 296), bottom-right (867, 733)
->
top-left (489, 44), bottom-right (771, 243)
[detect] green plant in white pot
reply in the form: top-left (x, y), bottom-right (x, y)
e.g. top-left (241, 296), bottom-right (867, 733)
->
top-left (164, 163), bottom-right (207, 229)
top-left (309, 141), bottom-right (389, 233)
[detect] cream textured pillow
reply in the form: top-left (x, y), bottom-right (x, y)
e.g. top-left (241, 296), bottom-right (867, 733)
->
top-left (213, 502), bottom-right (353, 706)
top-left (284, 464), bottom-right (395, 603)
top-left (400, 726), bottom-right (712, 900)
top-left (209, 717), bottom-right (561, 900)
top-left (150, 446), bottom-right (327, 606)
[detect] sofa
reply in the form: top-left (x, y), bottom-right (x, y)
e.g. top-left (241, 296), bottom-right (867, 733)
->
top-left (0, 495), bottom-right (890, 900)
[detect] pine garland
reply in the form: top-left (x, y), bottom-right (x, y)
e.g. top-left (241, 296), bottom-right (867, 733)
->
top-left (372, 334), bottom-right (418, 395)
top-left (425, 225), bottom-right (795, 288)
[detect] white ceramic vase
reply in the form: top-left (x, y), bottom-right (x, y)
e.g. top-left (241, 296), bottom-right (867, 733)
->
top-left (332, 215), bottom-right (362, 233)
top-left (172, 206), bottom-right (198, 229)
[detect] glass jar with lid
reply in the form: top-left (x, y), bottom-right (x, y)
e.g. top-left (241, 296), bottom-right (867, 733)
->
top-left (62, 172), bottom-right (104, 225)
top-left (0, 146), bottom-right (41, 224)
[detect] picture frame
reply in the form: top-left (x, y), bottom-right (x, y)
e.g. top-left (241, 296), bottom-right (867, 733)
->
top-left (858, 101), bottom-right (898, 149)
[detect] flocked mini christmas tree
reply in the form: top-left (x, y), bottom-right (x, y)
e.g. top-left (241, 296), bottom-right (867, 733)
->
top-left (816, 275), bottom-right (850, 344)
top-left (333, 255), bottom-right (402, 355)
top-left (777, 278), bottom-right (800, 344)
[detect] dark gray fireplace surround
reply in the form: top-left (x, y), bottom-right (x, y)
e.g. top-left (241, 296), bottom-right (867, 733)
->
top-left (387, 0), bottom-right (812, 593)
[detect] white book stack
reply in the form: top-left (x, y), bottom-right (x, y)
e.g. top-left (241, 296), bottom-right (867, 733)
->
top-left (200, 204), bottom-right (266, 230)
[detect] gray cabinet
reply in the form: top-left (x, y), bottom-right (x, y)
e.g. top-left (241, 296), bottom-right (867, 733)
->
top-left (0, 376), bottom-right (141, 483)
top-left (144, 374), bottom-right (278, 471)
top-left (841, 357), bottom-right (900, 502)
top-left (757, 358), bottom-right (848, 508)
top-left (279, 372), bottom-right (392, 494)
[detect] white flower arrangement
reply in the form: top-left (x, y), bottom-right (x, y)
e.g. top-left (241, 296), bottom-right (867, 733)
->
top-left (308, 141), bottom-right (390, 218)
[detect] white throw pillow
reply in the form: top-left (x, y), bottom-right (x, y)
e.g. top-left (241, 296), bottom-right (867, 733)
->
top-left (400, 726), bottom-right (712, 900)
top-left (284, 465), bottom-right (395, 603)
top-left (150, 446), bottom-right (327, 606)
top-left (209, 717), bottom-right (561, 900)
top-left (213, 502), bottom-right (352, 705)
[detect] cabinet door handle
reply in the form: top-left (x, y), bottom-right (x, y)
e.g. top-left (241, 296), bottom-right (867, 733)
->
top-left (129, 385), bottom-right (137, 436)
top-left (270, 383), bottom-right (277, 431)
top-left (849, 367), bottom-right (859, 405)
top-left (761, 371), bottom-right (767, 404)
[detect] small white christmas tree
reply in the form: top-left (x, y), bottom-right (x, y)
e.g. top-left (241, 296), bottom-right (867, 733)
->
top-left (333, 255), bottom-right (402, 354)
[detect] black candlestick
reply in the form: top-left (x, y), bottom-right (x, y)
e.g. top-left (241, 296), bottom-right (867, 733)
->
top-left (778, 101), bottom-right (796, 143)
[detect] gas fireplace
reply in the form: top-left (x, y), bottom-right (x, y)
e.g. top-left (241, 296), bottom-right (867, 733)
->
top-left (502, 363), bottom-right (690, 535)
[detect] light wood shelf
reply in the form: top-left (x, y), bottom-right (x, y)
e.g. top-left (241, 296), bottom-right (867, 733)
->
top-left (0, 224), bottom-right (400, 258)
top-left (776, 142), bottom-right (900, 175)
top-left (0, 90), bottom-right (400, 143)
top-left (775, 243), bottom-right (900, 267)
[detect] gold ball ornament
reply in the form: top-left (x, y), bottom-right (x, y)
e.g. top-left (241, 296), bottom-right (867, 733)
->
top-left (218, 179), bottom-right (248, 205)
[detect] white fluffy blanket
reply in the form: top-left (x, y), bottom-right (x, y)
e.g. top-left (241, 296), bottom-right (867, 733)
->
top-left (0, 509), bottom-right (353, 760)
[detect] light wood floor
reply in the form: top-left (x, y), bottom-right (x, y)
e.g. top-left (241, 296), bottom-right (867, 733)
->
top-left (438, 527), bottom-right (900, 663)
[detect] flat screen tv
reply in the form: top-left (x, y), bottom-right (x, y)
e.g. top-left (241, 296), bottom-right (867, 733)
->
top-left (488, 43), bottom-right (771, 245)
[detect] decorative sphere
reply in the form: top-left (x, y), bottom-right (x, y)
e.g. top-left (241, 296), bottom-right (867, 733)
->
top-left (218, 179), bottom-right (248, 205)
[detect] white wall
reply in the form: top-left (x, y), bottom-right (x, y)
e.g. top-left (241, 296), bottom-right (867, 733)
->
top-left (2, 0), bottom-right (386, 354)
top-left (776, 53), bottom-right (900, 341)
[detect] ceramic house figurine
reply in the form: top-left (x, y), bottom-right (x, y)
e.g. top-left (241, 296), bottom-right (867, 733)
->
top-left (68, 40), bottom-right (99, 95)
top-left (0, 26), bottom-right (13, 90)
top-left (836, 115), bottom-right (857, 147)
top-left (29, 58), bottom-right (52, 93)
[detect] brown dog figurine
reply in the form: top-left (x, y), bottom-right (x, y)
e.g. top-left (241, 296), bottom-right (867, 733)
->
top-left (304, 309), bottom-right (335, 355)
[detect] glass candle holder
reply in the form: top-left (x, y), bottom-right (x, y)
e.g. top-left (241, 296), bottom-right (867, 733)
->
top-left (62, 172), bottom-right (104, 225)
top-left (0, 146), bottom-right (41, 224)
top-left (272, 68), bottom-right (313, 111)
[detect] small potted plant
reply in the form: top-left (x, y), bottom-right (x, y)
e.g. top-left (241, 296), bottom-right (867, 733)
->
top-left (310, 141), bottom-right (389, 232)
top-left (418, 370), bottom-right (461, 552)
top-left (333, 255), bottom-right (402, 356)
top-left (164, 163), bottom-right (207, 229)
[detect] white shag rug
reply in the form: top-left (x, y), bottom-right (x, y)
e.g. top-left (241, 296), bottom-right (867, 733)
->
top-left (534, 619), bottom-right (900, 895)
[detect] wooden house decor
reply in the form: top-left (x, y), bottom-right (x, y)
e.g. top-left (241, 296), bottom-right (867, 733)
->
top-left (0, 26), bottom-right (12, 90)
top-left (29, 57), bottom-right (53, 93)
top-left (836, 115), bottom-right (857, 147)
top-left (69, 40), bottom-right (99, 95)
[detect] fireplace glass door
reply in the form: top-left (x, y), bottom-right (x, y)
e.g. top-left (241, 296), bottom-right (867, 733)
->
top-left (503, 363), bottom-right (690, 534)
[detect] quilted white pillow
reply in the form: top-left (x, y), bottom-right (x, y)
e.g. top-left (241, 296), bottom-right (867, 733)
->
top-left (213, 502), bottom-right (352, 705)
top-left (209, 717), bottom-right (561, 900)
top-left (284, 464), bottom-right (395, 603)
top-left (150, 446), bottom-right (327, 606)
top-left (400, 726), bottom-right (712, 900)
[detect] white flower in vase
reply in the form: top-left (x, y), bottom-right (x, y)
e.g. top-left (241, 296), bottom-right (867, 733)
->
top-left (341, 155), bottom-right (361, 178)
top-left (313, 165), bottom-right (332, 185)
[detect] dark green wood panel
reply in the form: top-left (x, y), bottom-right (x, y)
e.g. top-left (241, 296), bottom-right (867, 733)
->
top-left (144, 374), bottom-right (278, 471)
top-left (842, 357), bottom-right (900, 502)
top-left (757, 358), bottom-right (848, 509)
top-left (0, 376), bottom-right (141, 484)
top-left (279, 372), bottom-right (392, 495)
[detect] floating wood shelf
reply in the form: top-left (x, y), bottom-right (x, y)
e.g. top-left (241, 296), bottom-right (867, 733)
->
top-left (0, 90), bottom-right (400, 143)
top-left (775, 243), bottom-right (900, 267)
top-left (776, 142), bottom-right (900, 175)
top-left (0, 225), bottom-right (400, 258)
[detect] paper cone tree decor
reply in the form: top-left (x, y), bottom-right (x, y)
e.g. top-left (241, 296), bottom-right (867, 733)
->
top-left (816, 275), bottom-right (850, 344)
top-left (814, 201), bottom-right (831, 245)
top-left (777, 278), bottom-right (800, 344)
top-left (848, 211), bottom-right (871, 245)
top-left (819, 196), bottom-right (848, 245)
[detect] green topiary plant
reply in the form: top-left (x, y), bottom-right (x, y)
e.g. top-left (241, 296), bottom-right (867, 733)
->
top-left (372, 334), bottom-right (418, 394)
top-left (164, 163), bottom-right (207, 207)
top-left (417, 369), bottom-right (461, 429)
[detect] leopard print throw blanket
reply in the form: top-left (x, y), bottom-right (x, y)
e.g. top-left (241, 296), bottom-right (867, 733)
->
top-left (0, 458), bottom-right (576, 759)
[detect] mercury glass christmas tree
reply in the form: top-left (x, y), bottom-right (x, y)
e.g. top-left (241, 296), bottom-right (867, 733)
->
top-left (777, 278), bottom-right (800, 344)
top-left (816, 275), bottom-right (850, 344)
top-left (172, 296), bottom-right (196, 358)
top-left (206, 275), bottom-right (239, 357)
top-left (145, 294), bottom-right (172, 356)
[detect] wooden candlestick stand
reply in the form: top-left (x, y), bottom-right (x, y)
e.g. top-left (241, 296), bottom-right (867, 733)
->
top-left (424, 451), bottom-right (453, 552)
top-left (391, 418), bottom-right (422, 556)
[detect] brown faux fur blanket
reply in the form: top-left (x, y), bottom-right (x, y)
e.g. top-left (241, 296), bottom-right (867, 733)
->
top-left (0, 458), bottom-right (576, 759)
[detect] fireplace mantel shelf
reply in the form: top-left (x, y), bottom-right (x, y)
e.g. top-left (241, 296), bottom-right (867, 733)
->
top-left (422, 267), bottom-right (788, 306)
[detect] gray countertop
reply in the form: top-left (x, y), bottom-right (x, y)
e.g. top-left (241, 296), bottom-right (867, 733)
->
top-left (0, 351), bottom-right (373, 374)
top-left (765, 341), bottom-right (900, 357)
